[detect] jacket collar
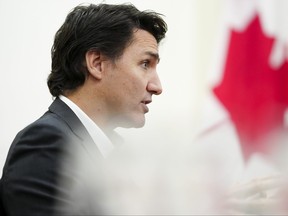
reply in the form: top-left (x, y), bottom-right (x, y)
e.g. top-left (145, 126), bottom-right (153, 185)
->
top-left (48, 97), bottom-right (102, 159)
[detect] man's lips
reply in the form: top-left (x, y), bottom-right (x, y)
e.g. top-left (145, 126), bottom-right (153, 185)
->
top-left (141, 100), bottom-right (152, 113)
top-left (142, 100), bottom-right (152, 105)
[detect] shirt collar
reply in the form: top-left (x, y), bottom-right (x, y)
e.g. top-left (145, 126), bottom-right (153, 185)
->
top-left (59, 95), bottom-right (114, 158)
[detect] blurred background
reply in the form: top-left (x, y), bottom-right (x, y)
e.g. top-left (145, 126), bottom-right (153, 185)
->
top-left (1, 0), bottom-right (287, 214)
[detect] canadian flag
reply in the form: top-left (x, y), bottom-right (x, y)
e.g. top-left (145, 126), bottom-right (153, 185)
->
top-left (197, 0), bottom-right (288, 181)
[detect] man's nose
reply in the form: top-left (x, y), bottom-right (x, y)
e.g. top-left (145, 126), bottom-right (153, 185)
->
top-left (147, 73), bottom-right (162, 95)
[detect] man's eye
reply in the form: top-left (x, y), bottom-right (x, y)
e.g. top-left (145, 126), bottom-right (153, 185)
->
top-left (142, 61), bottom-right (150, 69)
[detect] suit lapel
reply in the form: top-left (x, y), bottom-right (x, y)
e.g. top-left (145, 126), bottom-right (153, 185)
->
top-left (48, 97), bottom-right (102, 159)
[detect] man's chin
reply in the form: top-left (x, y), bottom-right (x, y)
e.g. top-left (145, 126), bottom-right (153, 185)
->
top-left (115, 117), bottom-right (146, 129)
top-left (122, 120), bottom-right (145, 129)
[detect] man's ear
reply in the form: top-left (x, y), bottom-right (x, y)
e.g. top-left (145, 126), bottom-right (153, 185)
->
top-left (85, 50), bottom-right (104, 80)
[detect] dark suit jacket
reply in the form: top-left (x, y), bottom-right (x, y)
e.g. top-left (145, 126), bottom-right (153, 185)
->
top-left (0, 98), bottom-right (106, 215)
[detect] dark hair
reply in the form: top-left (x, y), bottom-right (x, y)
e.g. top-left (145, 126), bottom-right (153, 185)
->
top-left (47, 3), bottom-right (167, 97)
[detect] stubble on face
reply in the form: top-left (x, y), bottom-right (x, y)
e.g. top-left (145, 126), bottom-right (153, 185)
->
top-left (101, 29), bottom-right (160, 129)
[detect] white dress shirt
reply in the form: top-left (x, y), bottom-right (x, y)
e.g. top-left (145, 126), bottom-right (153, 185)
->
top-left (59, 95), bottom-right (114, 158)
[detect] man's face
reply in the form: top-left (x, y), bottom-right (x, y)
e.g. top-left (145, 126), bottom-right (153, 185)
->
top-left (102, 29), bottom-right (162, 128)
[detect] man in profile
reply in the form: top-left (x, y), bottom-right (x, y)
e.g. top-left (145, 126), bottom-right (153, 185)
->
top-left (0, 3), bottom-right (167, 215)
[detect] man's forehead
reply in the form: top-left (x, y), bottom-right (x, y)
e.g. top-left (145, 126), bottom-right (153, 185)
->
top-left (132, 29), bottom-right (158, 47)
top-left (132, 30), bottom-right (158, 51)
top-left (143, 51), bottom-right (160, 62)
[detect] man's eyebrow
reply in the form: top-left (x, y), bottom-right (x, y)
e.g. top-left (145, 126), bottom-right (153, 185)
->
top-left (145, 51), bottom-right (160, 63)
